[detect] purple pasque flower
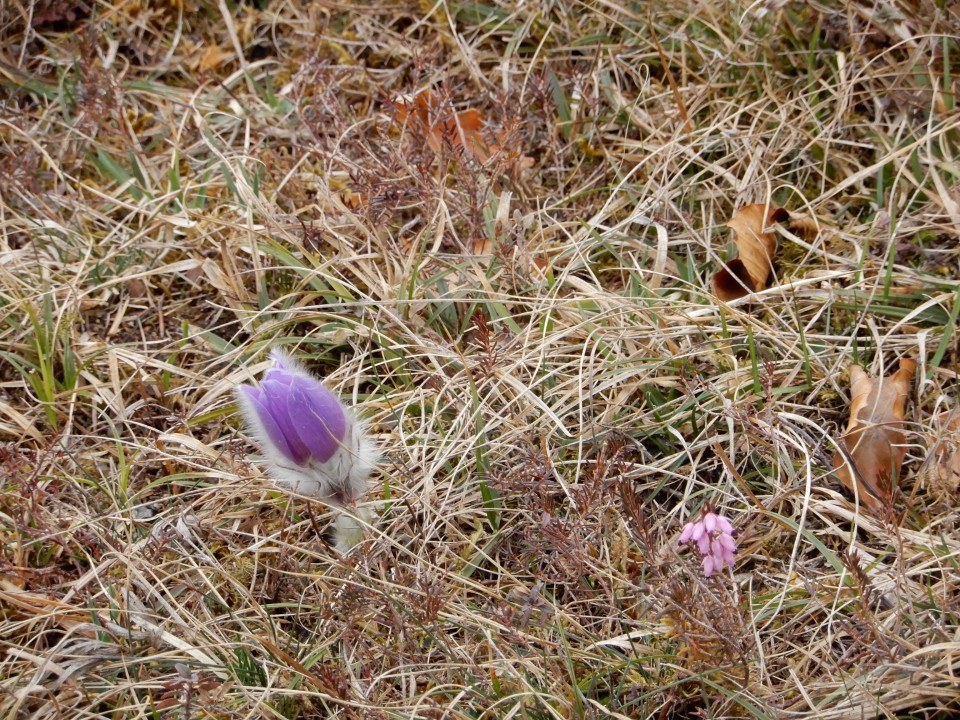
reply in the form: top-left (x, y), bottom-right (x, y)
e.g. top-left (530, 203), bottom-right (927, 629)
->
top-left (678, 509), bottom-right (737, 577)
top-left (237, 351), bottom-right (347, 467)
top-left (236, 350), bottom-right (378, 549)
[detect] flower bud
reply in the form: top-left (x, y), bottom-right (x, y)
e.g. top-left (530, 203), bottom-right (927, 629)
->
top-left (236, 350), bottom-right (378, 550)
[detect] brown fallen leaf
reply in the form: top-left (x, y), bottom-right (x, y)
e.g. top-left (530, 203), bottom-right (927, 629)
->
top-left (712, 203), bottom-right (790, 301)
top-left (391, 90), bottom-right (533, 172)
top-left (832, 357), bottom-right (916, 510)
top-left (925, 411), bottom-right (960, 502)
top-left (126, 278), bottom-right (148, 298)
top-left (393, 90), bottom-right (491, 160)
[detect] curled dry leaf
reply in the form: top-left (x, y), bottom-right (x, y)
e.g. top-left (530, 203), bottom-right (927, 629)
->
top-left (832, 357), bottom-right (916, 510)
top-left (712, 204), bottom-right (789, 301)
top-left (712, 205), bottom-right (820, 301)
top-left (925, 411), bottom-right (960, 502)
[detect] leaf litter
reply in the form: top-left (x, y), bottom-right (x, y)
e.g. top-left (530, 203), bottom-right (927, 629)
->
top-left (832, 357), bottom-right (917, 511)
top-left (391, 89), bottom-right (533, 171)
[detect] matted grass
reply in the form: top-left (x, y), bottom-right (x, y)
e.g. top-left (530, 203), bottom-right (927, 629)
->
top-left (1, 1), bottom-right (959, 718)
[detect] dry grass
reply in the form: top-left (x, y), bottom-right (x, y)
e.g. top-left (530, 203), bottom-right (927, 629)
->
top-left (1, 1), bottom-right (959, 718)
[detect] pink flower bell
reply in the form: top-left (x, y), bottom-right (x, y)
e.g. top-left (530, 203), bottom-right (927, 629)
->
top-left (678, 509), bottom-right (737, 577)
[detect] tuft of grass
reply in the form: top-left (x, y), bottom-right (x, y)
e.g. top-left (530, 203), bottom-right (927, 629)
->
top-left (1, 1), bottom-right (959, 719)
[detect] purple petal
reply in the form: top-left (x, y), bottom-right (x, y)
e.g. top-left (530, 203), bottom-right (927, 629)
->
top-left (717, 534), bottom-right (736, 552)
top-left (697, 534), bottom-right (711, 555)
top-left (264, 366), bottom-right (296, 389)
top-left (237, 384), bottom-right (301, 464)
top-left (690, 522), bottom-right (706, 542)
top-left (702, 555), bottom-right (716, 577)
top-left (709, 539), bottom-right (724, 561)
top-left (285, 376), bottom-right (347, 463)
top-left (703, 512), bottom-right (718, 533)
top-left (716, 515), bottom-right (735, 535)
top-left (260, 378), bottom-right (311, 464)
top-left (679, 522), bottom-right (694, 544)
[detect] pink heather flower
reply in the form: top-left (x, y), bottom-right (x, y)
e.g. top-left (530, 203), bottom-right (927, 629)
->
top-left (236, 350), bottom-right (378, 550)
top-left (678, 510), bottom-right (737, 577)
